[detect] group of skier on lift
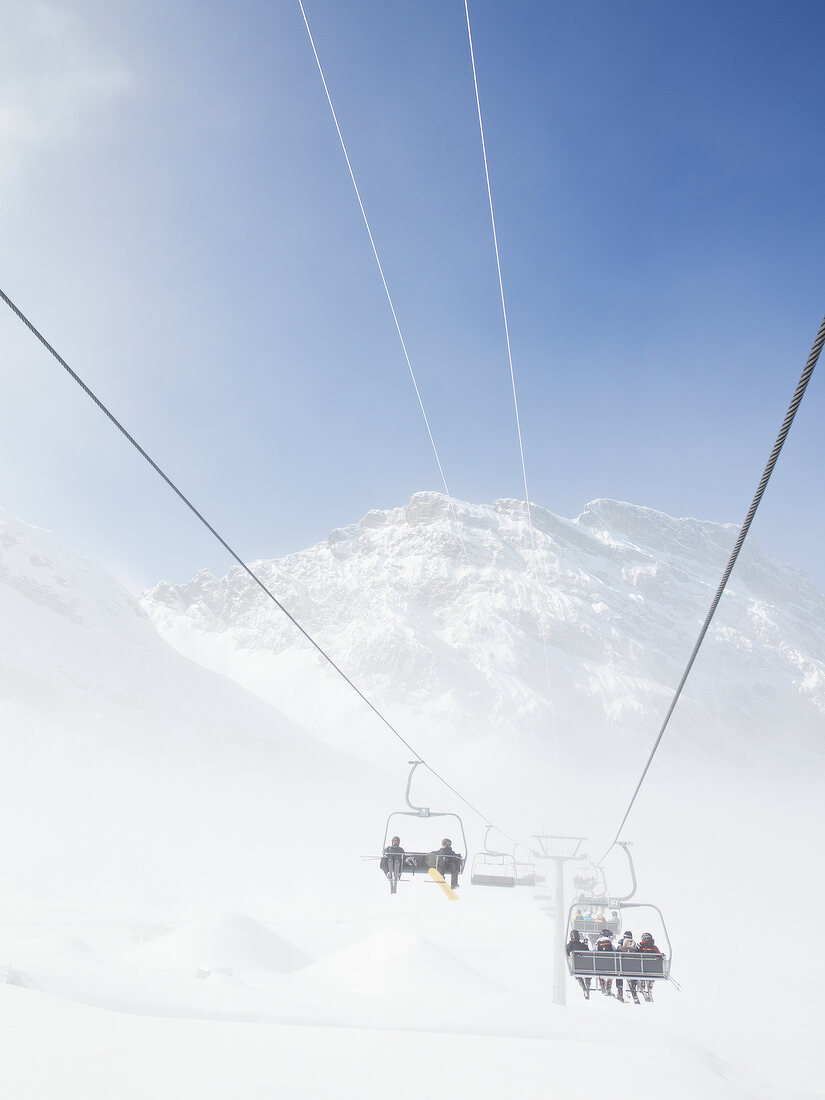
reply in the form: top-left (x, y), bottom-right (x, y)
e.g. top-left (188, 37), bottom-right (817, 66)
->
top-left (379, 835), bottom-right (463, 889)
top-left (566, 927), bottom-right (663, 1003)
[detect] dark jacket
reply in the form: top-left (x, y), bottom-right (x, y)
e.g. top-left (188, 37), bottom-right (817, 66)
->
top-left (566, 937), bottom-right (589, 956)
top-left (432, 844), bottom-right (460, 857)
top-left (380, 843), bottom-right (406, 872)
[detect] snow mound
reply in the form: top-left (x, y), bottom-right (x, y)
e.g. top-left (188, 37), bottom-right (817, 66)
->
top-left (288, 928), bottom-right (556, 1039)
top-left (131, 913), bottom-right (312, 975)
top-left (0, 964), bottom-right (40, 990)
top-left (304, 929), bottom-right (511, 998)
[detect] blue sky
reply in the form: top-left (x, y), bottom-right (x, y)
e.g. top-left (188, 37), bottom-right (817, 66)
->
top-left (2, 0), bottom-right (824, 592)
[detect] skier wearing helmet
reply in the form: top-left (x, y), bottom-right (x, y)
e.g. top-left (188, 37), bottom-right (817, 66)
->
top-left (380, 836), bottom-right (405, 878)
top-left (430, 838), bottom-right (462, 889)
top-left (619, 930), bottom-right (640, 1004)
top-left (638, 932), bottom-right (662, 1001)
top-left (595, 927), bottom-right (616, 997)
top-left (566, 928), bottom-right (591, 1000)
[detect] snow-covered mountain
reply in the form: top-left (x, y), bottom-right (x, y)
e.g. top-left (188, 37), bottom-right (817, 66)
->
top-left (142, 493), bottom-right (825, 781)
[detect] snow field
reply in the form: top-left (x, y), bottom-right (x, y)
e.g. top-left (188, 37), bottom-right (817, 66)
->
top-left (0, 898), bottom-right (795, 1100)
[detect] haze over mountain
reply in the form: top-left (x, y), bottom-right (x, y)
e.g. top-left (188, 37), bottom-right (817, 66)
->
top-left (0, 504), bottom-right (387, 913)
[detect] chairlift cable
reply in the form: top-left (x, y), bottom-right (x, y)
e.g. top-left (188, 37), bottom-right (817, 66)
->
top-left (0, 284), bottom-right (507, 837)
top-left (298, 0), bottom-right (469, 567)
top-left (598, 309), bottom-right (825, 865)
top-left (298, 5), bottom-right (551, 852)
top-left (464, 1), bottom-right (557, 731)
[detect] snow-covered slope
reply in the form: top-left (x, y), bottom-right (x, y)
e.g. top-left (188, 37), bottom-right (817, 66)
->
top-left (143, 492), bottom-right (825, 778)
top-left (0, 506), bottom-right (388, 912)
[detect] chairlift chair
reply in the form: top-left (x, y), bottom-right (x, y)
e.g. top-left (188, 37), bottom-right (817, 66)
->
top-left (380, 761), bottom-right (468, 895)
top-left (571, 843), bottom-right (633, 942)
top-left (566, 901), bottom-right (672, 984)
top-left (512, 844), bottom-right (538, 887)
top-left (566, 844), bottom-right (672, 990)
top-left (470, 826), bottom-right (516, 888)
top-left (572, 864), bottom-right (609, 903)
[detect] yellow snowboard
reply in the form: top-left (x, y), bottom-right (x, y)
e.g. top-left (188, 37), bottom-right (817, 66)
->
top-left (428, 867), bottom-right (459, 901)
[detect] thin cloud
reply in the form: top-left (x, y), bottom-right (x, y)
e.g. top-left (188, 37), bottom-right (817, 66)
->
top-left (0, 2), bottom-right (133, 185)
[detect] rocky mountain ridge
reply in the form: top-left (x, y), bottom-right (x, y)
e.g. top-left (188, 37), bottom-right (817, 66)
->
top-left (142, 493), bottom-right (825, 764)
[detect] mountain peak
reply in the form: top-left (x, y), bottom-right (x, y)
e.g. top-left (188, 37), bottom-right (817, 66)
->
top-left (140, 494), bottom-right (825, 767)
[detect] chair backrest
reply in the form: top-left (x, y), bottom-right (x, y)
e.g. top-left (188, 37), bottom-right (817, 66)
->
top-left (568, 950), bottom-right (667, 980)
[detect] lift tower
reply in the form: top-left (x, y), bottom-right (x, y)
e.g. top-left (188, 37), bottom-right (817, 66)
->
top-left (533, 835), bottom-right (587, 1006)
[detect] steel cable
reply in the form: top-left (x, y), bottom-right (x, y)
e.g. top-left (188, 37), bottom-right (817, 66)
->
top-left (464, 0), bottom-right (557, 741)
top-left (600, 310), bottom-right (825, 863)
top-left (0, 284), bottom-right (513, 840)
top-left (298, 0), bottom-right (469, 566)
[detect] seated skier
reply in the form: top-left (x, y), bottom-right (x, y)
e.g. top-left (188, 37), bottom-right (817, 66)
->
top-left (638, 931), bottom-right (662, 1001)
top-left (619, 931), bottom-right (640, 1003)
top-left (595, 927), bottom-right (616, 997)
top-left (565, 929), bottom-right (591, 1000)
top-left (431, 838), bottom-right (462, 889)
top-left (380, 836), bottom-right (405, 878)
